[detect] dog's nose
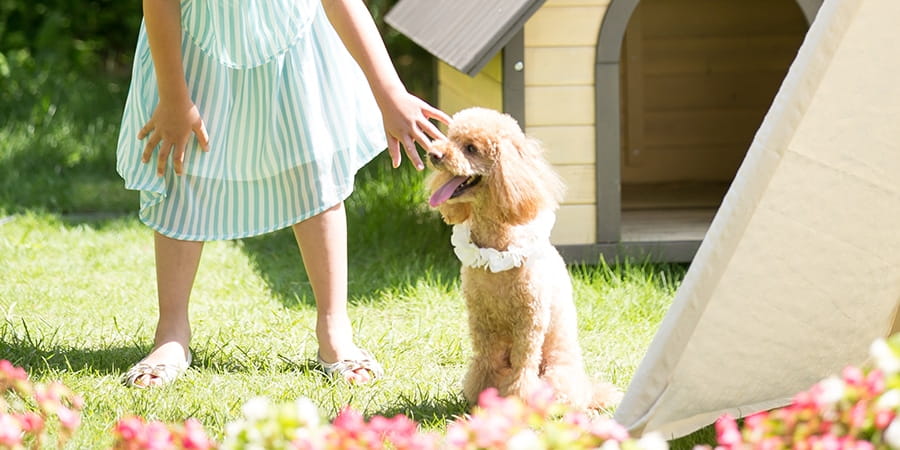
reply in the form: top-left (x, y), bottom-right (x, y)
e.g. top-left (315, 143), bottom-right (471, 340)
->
top-left (428, 151), bottom-right (443, 165)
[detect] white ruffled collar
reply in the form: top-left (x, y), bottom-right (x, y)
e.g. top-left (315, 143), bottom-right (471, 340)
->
top-left (451, 212), bottom-right (555, 272)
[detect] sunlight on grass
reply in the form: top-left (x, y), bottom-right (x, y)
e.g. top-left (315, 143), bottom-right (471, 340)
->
top-left (0, 210), bottom-right (696, 447)
top-left (0, 59), bottom-right (717, 449)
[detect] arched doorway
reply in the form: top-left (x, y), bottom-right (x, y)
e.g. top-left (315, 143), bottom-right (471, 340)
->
top-left (593, 0), bottom-right (821, 255)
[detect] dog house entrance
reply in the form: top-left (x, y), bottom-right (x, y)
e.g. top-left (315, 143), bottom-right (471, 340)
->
top-left (618, 0), bottom-right (808, 244)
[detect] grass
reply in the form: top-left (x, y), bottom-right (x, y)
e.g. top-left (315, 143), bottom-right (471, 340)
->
top-left (0, 63), bottom-right (715, 448)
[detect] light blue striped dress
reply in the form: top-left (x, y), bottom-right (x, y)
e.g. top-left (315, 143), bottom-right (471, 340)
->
top-left (116, 0), bottom-right (387, 241)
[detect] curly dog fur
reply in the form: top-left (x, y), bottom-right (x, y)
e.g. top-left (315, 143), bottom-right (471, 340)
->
top-left (426, 107), bottom-right (622, 410)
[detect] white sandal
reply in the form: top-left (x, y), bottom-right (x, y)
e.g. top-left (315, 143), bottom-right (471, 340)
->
top-left (122, 351), bottom-right (192, 388)
top-left (316, 349), bottom-right (383, 382)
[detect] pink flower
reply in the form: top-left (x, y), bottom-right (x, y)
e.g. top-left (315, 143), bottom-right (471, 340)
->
top-left (56, 405), bottom-right (81, 431)
top-left (18, 412), bottom-right (44, 432)
top-left (113, 415), bottom-right (146, 442)
top-left (477, 388), bottom-right (504, 410)
top-left (444, 421), bottom-right (473, 449)
top-left (180, 418), bottom-right (214, 450)
top-left (0, 413), bottom-right (23, 446)
top-left (848, 401), bottom-right (868, 429)
top-left (142, 421), bottom-right (175, 450)
top-left (330, 407), bottom-right (380, 448)
top-left (842, 366), bottom-right (864, 387)
top-left (525, 382), bottom-right (556, 413)
top-left (0, 360), bottom-right (28, 382)
top-left (875, 410), bottom-right (894, 429)
top-left (587, 417), bottom-right (630, 442)
top-left (467, 412), bottom-right (515, 448)
top-left (865, 369), bottom-right (886, 396)
top-left (714, 415), bottom-right (742, 449)
top-left (368, 414), bottom-right (423, 449)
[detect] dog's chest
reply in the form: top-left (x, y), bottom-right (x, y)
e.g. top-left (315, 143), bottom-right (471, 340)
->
top-left (460, 266), bottom-right (552, 325)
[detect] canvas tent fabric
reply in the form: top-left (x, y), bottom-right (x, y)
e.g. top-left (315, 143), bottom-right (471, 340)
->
top-left (613, 0), bottom-right (900, 439)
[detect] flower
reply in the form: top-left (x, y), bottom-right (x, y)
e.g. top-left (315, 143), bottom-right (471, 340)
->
top-left (816, 376), bottom-right (846, 406)
top-left (241, 396), bottom-right (271, 422)
top-left (637, 432), bottom-right (668, 450)
top-left (871, 338), bottom-right (900, 374)
top-left (0, 413), bottom-right (23, 447)
top-left (506, 429), bottom-right (541, 450)
top-left (885, 418), bottom-right (900, 448)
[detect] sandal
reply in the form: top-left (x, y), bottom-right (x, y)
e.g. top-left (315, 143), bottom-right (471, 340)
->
top-left (316, 349), bottom-right (383, 383)
top-left (122, 351), bottom-right (192, 388)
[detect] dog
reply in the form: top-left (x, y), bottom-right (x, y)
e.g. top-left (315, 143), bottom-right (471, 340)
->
top-left (426, 107), bottom-right (622, 411)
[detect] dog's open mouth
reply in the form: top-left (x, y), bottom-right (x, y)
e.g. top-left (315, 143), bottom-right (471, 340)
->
top-left (429, 175), bottom-right (482, 207)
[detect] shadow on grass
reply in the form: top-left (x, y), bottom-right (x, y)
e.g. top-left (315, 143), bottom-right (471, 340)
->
top-left (238, 155), bottom-right (461, 308)
top-left (0, 331), bottom-right (148, 378)
top-left (370, 392), bottom-right (470, 428)
top-left (0, 320), bottom-right (327, 379)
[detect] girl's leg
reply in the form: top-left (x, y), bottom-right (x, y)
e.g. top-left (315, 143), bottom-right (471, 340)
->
top-left (129, 232), bottom-right (202, 387)
top-left (292, 202), bottom-right (373, 383)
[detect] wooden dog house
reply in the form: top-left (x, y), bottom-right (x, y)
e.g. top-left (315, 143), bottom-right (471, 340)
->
top-left (386, 0), bottom-right (823, 263)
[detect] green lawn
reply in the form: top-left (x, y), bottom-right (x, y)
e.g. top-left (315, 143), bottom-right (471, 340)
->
top-left (0, 65), bottom-right (712, 448)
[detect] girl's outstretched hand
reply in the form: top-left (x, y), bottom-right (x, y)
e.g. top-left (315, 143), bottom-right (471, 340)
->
top-left (138, 99), bottom-right (210, 176)
top-left (379, 88), bottom-right (451, 170)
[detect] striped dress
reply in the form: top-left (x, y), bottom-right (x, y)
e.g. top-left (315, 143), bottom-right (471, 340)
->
top-left (116, 0), bottom-right (386, 241)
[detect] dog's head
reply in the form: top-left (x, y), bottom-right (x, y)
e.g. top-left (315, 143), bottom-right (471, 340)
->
top-left (426, 107), bottom-right (565, 225)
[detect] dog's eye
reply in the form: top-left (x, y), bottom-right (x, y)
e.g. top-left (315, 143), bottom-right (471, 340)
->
top-left (465, 144), bottom-right (478, 154)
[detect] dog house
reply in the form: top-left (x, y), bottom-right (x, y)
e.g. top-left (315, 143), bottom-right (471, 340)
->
top-left (386, 0), bottom-right (823, 263)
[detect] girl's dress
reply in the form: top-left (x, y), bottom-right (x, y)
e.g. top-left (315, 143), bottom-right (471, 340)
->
top-left (116, 0), bottom-right (386, 241)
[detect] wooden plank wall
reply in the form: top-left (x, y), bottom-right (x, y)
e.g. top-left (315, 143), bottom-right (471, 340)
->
top-left (524, 0), bottom-right (610, 245)
top-left (437, 57), bottom-right (503, 115)
top-left (621, 0), bottom-right (807, 185)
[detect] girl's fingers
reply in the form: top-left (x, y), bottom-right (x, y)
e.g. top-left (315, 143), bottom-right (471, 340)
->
top-left (172, 141), bottom-right (187, 175)
top-left (402, 135), bottom-right (423, 171)
top-left (142, 135), bottom-right (160, 164)
top-left (423, 107), bottom-right (452, 125)
top-left (137, 122), bottom-right (154, 140)
top-left (194, 120), bottom-right (210, 152)
top-left (387, 137), bottom-right (402, 168)
top-left (156, 142), bottom-right (173, 176)
top-left (418, 118), bottom-right (446, 142)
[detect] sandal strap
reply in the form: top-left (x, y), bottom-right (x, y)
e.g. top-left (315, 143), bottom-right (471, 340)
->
top-left (122, 352), bottom-right (192, 388)
top-left (317, 350), bottom-right (384, 379)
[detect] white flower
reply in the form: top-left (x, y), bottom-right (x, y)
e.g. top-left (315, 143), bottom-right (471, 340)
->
top-left (871, 338), bottom-right (900, 374)
top-left (637, 432), bottom-right (669, 450)
top-left (506, 429), bottom-right (542, 450)
top-left (600, 440), bottom-right (621, 450)
top-left (885, 418), bottom-right (900, 448)
top-left (878, 389), bottom-right (900, 410)
top-left (818, 376), bottom-right (846, 406)
top-left (241, 396), bottom-right (272, 421)
top-left (293, 397), bottom-right (320, 427)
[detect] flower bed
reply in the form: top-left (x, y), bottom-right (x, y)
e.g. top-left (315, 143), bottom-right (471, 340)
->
top-left (4, 334), bottom-right (900, 449)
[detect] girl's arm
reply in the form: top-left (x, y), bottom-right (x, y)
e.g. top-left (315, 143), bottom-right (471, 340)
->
top-left (321, 0), bottom-right (451, 170)
top-left (139, 0), bottom-right (209, 176)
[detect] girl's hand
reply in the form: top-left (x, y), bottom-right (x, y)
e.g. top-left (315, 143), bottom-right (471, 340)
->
top-left (380, 88), bottom-right (451, 170)
top-left (138, 99), bottom-right (210, 176)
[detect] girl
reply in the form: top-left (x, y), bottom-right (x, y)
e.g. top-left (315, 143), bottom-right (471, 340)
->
top-left (117, 0), bottom-right (450, 387)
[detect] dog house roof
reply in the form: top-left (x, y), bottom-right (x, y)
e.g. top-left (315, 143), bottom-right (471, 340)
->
top-left (384, 0), bottom-right (546, 76)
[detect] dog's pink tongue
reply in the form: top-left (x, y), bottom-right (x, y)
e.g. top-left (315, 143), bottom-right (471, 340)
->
top-left (429, 176), bottom-right (468, 207)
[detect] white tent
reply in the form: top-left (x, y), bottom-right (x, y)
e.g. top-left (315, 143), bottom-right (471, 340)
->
top-left (613, 0), bottom-right (900, 439)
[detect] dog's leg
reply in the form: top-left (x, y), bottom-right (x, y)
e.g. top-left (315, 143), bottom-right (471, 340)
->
top-left (462, 328), bottom-right (512, 405)
top-left (496, 313), bottom-right (547, 401)
top-left (541, 323), bottom-right (623, 411)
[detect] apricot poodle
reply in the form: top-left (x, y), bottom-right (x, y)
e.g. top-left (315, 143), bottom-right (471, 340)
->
top-left (426, 107), bottom-right (622, 410)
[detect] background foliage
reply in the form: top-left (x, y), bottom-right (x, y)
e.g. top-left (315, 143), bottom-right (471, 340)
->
top-left (0, 0), bottom-right (435, 215)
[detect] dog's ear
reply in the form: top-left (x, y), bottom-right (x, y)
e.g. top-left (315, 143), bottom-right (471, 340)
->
top-left (437, 202), bottom-right (472, 225)
top-left (486, 135), bottom-right (565, 225)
